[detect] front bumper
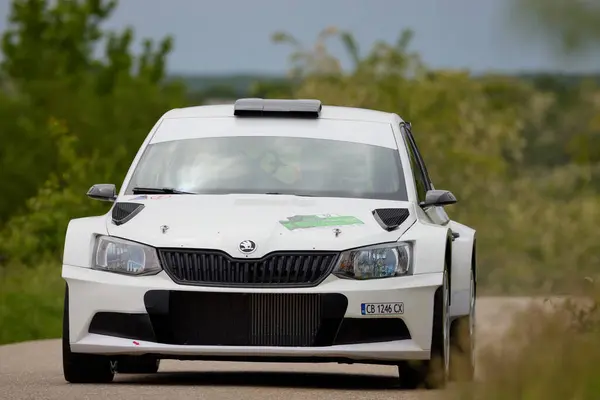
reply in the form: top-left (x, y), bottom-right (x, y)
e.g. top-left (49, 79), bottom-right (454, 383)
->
top-left (63, 265), bottom-right (442, 362)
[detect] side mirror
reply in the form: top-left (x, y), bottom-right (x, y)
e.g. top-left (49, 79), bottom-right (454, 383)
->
top-left (420, 189), bottom-right (457, 207)
top-left (87, 184), bottom-right (117, 202)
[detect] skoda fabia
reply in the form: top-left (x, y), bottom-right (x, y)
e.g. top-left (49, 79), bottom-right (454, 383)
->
top-left (61, 99), bottom-right (477, 389)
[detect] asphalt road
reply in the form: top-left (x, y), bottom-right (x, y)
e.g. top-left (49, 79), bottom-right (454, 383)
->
top-left (0, 297), bottom-right (538, 400)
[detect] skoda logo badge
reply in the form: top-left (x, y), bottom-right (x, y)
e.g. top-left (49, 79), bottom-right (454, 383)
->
top-left (239, 240), bottom-right (257, 254)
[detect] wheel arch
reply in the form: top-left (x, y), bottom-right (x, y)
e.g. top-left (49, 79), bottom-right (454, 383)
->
top-left (447, 221), bottom-right (476, 318)
top-left (471, 236), bottom-right (477, 296)
top-left (445, 232), bottom-right (453, 304)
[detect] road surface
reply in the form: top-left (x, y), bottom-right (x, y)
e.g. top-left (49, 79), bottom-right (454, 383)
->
top-left (0, 297), bottom-right (538, 400)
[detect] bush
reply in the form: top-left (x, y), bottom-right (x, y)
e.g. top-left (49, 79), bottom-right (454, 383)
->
top-left (0, 261), bottom-right (64, 344)
top-left (453, 287), bottom-right (600, 399)
top-left (0, 117), bottom-right (118, 265)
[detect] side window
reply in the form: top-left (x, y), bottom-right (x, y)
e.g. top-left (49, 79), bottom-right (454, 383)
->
top-left (401, 124), bottom-right (429, 202)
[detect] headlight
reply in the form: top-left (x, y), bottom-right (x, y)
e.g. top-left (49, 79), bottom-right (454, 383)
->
top-left (333, 242), bottom-right (412, 280)
top-left (93, 236), bottom-right (162, 276)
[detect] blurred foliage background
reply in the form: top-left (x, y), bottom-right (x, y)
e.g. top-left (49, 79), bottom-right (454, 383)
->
top-left (0, 0), bottom-right (599, 347)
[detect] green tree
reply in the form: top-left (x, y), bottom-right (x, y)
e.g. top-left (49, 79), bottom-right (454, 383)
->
top-left (0, 0), bottom-right (186, 224)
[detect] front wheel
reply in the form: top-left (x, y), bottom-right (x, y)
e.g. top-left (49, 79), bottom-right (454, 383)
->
top-left (449, 269), bottom-right (476, 381)
top-left (397, 269), bottom-right (450, 389)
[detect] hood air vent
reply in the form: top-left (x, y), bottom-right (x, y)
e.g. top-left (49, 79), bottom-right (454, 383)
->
top-left (372, 208), bottom-right (410, 231)
top-left (111, 202), bottom-right (145, 226)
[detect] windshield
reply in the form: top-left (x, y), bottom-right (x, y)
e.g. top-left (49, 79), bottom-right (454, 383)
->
top-left (126, 136), bottom-right (408, 201)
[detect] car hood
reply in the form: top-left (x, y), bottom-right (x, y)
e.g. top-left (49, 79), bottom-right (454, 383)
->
top-left (106, 194), bottom-right (416, 257)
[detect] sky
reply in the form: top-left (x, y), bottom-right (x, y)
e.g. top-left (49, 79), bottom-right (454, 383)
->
top-left (0, 0), bottom-right (598, 75)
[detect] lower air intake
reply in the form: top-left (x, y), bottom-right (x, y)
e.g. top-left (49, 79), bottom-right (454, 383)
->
top-left (147, 292), bottom-right (348, 347)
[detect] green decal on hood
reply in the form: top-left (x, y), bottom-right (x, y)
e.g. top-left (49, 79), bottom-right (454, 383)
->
top-left (279, 214), bottom-right (364, 231)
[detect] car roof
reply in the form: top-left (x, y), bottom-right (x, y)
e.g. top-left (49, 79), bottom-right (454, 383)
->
top-left (161, 104), bottom-right (403, 124)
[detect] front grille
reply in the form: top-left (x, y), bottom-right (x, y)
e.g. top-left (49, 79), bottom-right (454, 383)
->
top-left (158, 249), bottom-right (339, 287)
top-left (146, 291), bottom-right (348, 347)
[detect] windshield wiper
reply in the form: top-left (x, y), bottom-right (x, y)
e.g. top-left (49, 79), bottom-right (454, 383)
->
top-left (132, 187), bottom-right (194, 195)
top-left (263, 192), bottom-right (315, 197)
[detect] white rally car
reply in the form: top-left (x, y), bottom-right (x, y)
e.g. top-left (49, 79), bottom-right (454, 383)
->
top-left (62, 99), bottom-right (477, 389)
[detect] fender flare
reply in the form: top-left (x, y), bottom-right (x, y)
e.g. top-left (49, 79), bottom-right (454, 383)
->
top-left (400, 220), bottom-right (452, 277)
top-left (445, 230), bottom-right (453, 304)
top-left (448, 220), bottom-right (477, 317)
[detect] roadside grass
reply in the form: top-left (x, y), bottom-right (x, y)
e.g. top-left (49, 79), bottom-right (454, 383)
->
top-left (0, 261), bottom-right (64, 345)
top-left (451, 286), bottom-right (600, 399)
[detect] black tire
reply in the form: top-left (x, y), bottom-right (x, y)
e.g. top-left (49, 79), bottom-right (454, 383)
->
top-left (116, 356), bottom-right (160, 374)
top-left (449, 270), bottom-right (475, 382)
top-left (449, 317), bottom-right (474, 381)
top-left (62, 285), bottom-right (115, 384)
top-left (396, 360), bottom-right (429, 390)
top-left (397, 270), bottom-right (449, 390)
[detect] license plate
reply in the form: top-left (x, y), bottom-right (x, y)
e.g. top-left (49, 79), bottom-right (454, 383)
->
top-left (361, 302), bottom-right (404, 315)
